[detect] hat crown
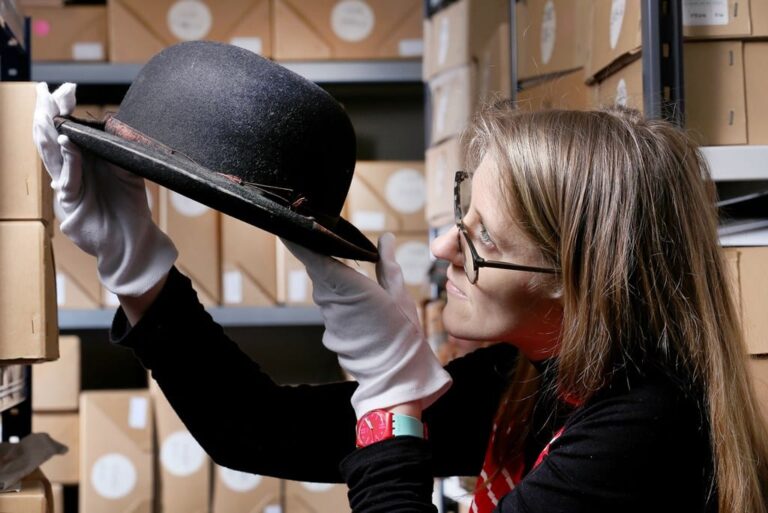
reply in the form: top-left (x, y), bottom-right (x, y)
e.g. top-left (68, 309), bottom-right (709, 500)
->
top-left (112, 41), bottom-right (356, 218)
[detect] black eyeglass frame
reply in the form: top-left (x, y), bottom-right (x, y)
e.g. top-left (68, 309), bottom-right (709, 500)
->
top-left (454, 170), bottom-right (559, 284)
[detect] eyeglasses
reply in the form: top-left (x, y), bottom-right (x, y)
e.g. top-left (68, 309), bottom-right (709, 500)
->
top-left (454, 170), bottom-right (558, 284)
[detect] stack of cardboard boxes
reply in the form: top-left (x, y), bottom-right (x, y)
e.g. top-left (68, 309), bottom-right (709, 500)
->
top-left (583, 0), bottom-right (768, 146)
top-left (0, 81), bottom-right (61, 513)
top-left (344, 161), bottom-right (432, 305)
top-left (19, 0), bottom-right (423, 63)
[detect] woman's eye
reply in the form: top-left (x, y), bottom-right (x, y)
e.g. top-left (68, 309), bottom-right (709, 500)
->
top-left (479, 225), bottom-right (495, 248)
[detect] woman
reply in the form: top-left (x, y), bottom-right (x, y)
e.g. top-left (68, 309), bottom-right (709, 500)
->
top-left (35, 83), bottom-right (768, 512)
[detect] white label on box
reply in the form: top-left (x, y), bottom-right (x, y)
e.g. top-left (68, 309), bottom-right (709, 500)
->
top-left (170, 191), bottom-right (209, 217)
top-left (301, 482), bottom-right (335, 492)
top-left (231, 37), bottom-right (263, 55)
top-left (610, 0), bottom-right (626, 49)
top-left (264, 505), bottom-right (283, 513)
top-left (683, 0), bottom-right (729, 26)
top-left (223, 271), bottom-right (244, 304)
top-left (91, 453), bottom-right (137, 499)
top-left (167, 0), bottom-right (212, 41)
top-left (395, 241), bottom-right (431, 285)
top-left (438, 16), bottom-right (450, 66)
top-left (435, 90), bottom-right (449, 135)
top-left (540, 0), bottom-right (556, 65)
top-left (386, 168), bottom-right (426, 214)
top-left (352, 210), bottom-right (386, 231)
top-left (72, 42), bottom-right (104, 61)
top-left (56, 274), bottom-right (66, 306)
top-left (219, 467), bottom-right (262, 492)
top-left (616, 78), bottom-right (628, 106)
top-left (128, 396), bottom-right (149, 429)
top-left (331, 0), bottom-right (375, 42)
top-left (399, 39), bottom-right (424, 57)
top-left (104, 290), bottom-right (121, 307)
top-left (288, 271), bottom-right (309, 302)
top-left (161, 431), bottom-right (206, 476)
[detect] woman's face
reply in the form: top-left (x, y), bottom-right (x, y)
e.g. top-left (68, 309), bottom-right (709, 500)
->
top-left (431, 155), bottom-right (564, 361)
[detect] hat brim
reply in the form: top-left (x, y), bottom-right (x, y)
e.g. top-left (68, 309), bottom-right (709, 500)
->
top-left (56, 117), bottom-right (379, 262)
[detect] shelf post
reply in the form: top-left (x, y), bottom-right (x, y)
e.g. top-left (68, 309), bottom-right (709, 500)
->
top-left (641, 0), bottom-right (684, 126)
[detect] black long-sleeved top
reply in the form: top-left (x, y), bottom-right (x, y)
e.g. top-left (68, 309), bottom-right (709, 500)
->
top-left (111, 267), bottom-right (716, 512)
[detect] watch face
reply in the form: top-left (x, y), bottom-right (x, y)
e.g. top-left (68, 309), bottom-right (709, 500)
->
top-left (356, 410), bottom-right (391, 447)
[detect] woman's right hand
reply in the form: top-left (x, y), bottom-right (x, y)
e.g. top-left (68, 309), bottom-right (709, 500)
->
top-left (33, 82), bottom-right (178, 297)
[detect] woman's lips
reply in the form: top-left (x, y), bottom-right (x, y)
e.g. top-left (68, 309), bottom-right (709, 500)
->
top-left (446, 279), bottom-right (468, 300)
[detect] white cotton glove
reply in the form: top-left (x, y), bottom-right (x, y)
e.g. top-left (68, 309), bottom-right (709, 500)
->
top-left (32, 82), bottom-right (178, 296)
top-left (284, 233), bottom-right (453, 419)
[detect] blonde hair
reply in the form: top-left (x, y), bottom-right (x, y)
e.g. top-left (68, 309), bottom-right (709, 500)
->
top-left (468, 102), bottom-right (768, 512)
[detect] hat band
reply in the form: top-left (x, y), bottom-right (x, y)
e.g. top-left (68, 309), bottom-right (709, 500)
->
top-left (103, 115), bottom-right (339, 230)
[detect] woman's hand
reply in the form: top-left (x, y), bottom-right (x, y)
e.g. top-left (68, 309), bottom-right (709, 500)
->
top-left (285, 233), bottom-right (452, 419)
top-left (33, 82), bottom-right (177, 298)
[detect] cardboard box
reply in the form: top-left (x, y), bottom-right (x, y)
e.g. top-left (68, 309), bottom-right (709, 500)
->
top-left (276, 240), bottom-right (313, 306)
top-left (52, 218), bottom-right (101, 309)
top-left (348, 232), bottom-right (432, 305)
top-left (80, 390), bottom-right (153, 513)
top-left (685, 41), bottom-right (747, 146)
top-left (0, 470), bottom-right (52, 513)
top-left (429, 65), bottom-right (476, 146)
top-left (150, 380), bottom-right (211, 513)
top-left (109, 0), bottom-right (271, 63)
top-left (211, 465), bottom-right (281, 513)
top-left (274, 0), bottom-right (422, 60)
top-left (0, 83), bottom-right (53, 225)
top-left (683, 0), bottom-right (768, 39)
top-left (594, 56), bottom-right (643, 110)
top-left (423, 0), bottom-right (508, 80)
top-left (477, 21), bottom-right (512, 103)
top-left (284, 480), bottom-right (350, 513)
top-left (221, 215), bottom-right (277, 306)
top-left (724, 246), bottom-right (768, 355)
top-left (26, 5), bottom-right (107, 61)
top-left (32, 412), bottom-right (80, 484)
top-left (745, 42), bottom-right (768, 144)
top-left (32, 335), bottom-right (80, 412)
top-left (345, 161), bottom-right (428, 234)
top-left (749, 356), bottom-right (768, 425)
top-left (517, 0), bottom-right (591, 81)
top-left (425, 137), bottom-right (463, 228)
top-left (159, 188), bottom-right (221, 306)
top-left (0, 221), bottom-right (58, 362)
top-left (518, 68), bottom-right (594, 111)
top-left (585, 0), bottom-right (641, 82)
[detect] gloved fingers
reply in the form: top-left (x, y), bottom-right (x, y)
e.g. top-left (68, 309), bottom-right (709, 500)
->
top-left (375, 232), bottom-right (419, 320)
top-left (33, 82), bottom-right (64, 179)
top-left (56, 135), bottom-right (84, 211)
top-left (281, 238), bottom-right (374, 294)
top-left (50, 82), bottom-right (77, 116)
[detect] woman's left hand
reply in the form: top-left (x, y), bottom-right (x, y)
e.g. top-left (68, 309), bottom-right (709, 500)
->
top-left (284, 233), bottom-right (453, 419)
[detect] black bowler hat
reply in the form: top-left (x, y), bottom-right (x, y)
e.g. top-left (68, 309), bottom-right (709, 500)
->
top-left (54, 41), bottom-right (378, 262)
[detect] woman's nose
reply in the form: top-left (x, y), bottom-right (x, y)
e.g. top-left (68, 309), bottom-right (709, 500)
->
top-left (431, 225), bottom-right (463, 268)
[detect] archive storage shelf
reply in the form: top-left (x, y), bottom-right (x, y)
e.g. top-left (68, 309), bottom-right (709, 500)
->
top-left (33, 60), bottom-right (422, 85)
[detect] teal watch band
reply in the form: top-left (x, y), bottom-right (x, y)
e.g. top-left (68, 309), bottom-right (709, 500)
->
top-left (392, 413), bottom-right (425, 439)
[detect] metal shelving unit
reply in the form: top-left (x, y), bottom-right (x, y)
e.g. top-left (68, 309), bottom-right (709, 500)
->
top-left (33, 59), bottom-right (422, 85)
top-left (1, 0), bottom-right (32, 441)
top-left (59, 306), bottom-right (324, 330)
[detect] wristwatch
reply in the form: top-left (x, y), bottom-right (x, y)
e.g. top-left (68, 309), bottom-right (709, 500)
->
top-left (355, 409), bottom-right (426, 448)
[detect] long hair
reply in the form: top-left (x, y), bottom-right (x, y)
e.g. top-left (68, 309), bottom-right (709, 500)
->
top-left (466, 102), bottom-right (768, 512)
